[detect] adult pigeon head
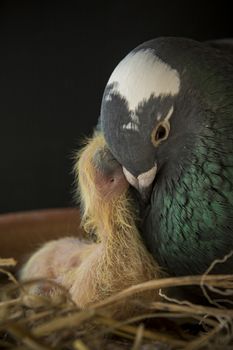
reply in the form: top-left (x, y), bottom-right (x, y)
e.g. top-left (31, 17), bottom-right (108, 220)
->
top-left (100, 37), bottom-right (213, 201)
top-left (100, 37), bottom-right (233, 277)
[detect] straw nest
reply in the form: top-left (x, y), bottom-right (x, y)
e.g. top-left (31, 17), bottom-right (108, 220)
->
top-left (1, 256), bottom-right (233, 350)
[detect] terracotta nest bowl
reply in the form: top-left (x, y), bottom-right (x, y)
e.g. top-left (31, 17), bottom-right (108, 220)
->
top-left (0, 208), bottom-right (82, 268)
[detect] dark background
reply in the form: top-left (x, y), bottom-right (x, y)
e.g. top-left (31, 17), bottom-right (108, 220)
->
top-left (0, 0), bottom-right (232, 214)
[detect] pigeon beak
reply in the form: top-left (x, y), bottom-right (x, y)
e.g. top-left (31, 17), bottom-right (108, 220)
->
top-left (123, 165), bottom-right (157, 202)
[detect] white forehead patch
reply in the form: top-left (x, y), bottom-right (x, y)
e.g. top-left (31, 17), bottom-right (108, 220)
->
top-left (106, 49), bottom-right (180, 112)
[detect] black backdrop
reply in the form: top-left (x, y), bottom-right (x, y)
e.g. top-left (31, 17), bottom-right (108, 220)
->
top-left (0, 1), bottom-right (232, 214)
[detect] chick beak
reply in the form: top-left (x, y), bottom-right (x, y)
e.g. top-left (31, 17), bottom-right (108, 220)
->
top-left (123, 165), bottom-right (157, 202)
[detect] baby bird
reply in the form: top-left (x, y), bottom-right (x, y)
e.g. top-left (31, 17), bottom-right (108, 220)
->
top-left (20, 133), bottom-right (161, 317)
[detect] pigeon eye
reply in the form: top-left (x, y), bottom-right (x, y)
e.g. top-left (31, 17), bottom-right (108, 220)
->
top-left (151, 122), bottom-right (170, 147)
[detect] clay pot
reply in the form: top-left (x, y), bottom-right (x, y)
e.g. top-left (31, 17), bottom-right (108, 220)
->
top-left (0, 208), bottom-right (82, 267)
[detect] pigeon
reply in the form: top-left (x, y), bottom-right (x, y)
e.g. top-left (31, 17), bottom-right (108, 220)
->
top-left (20, 134), bottom-right (161, 317)
top-left (100, 37), bottom-right (233, 278)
